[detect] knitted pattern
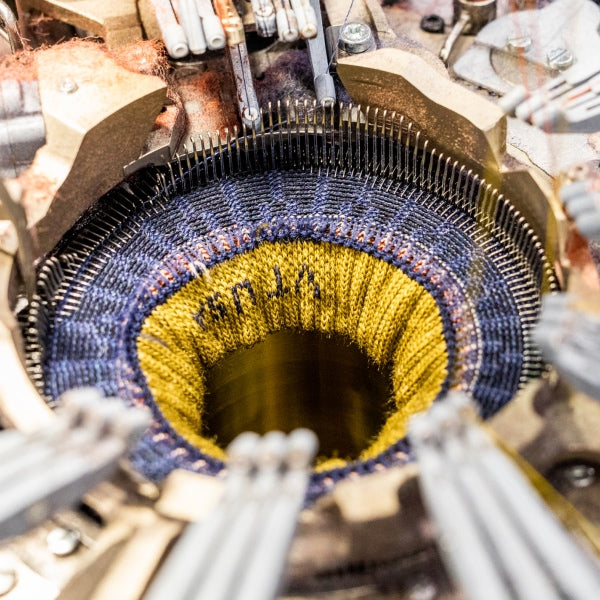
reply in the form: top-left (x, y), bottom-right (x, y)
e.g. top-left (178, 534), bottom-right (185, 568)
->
top-left (138, 241), bottom-right (448, 469)
top-left (24, 111), bottom-right (553, 500)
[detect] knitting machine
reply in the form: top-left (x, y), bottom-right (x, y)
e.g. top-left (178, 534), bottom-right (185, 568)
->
top-left (1, 0), bottom-right (600, 598)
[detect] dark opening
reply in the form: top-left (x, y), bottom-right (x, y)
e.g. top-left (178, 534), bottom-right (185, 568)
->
top-left (203, 330), bottom-right (391, 460)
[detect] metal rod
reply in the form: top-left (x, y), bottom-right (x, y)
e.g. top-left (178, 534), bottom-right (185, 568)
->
top-left (305, 0), bottom-right (335, 105)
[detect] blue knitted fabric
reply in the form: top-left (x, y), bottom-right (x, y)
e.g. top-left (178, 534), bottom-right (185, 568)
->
top-left (31, 163), bottom-right (544, 500)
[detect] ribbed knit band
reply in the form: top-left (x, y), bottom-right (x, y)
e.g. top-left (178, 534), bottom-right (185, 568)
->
top-left (30, 162), bottom-right (545, 500)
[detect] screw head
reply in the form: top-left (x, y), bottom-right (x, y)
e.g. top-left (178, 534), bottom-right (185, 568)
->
top-left (564, 463), bottom-right (596, 488)
top-left (420, 14), bottom-right (445, 34)
top-left (58, 78), bottom-right (78, 94)
top-left (340, 22), bottom-right (373, 54)
top-left (547, 47), bottom-right (574, 70)
top-left (46, 527), bottom-right (81, 557)
top-left (506, 35), bottom-right (532, 54)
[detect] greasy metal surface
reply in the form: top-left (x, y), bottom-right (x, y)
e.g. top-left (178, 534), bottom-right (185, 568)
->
top-left (204, 330), bottom-right (390, 459)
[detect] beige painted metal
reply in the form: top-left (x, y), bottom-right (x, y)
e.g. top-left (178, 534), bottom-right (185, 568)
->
top-left (337, 47), bottom-right (570, 283)
top-left (20, 0), bottom-right (142, 48)
top-left (23, 43), bottom-right (166, 257)
top-left (156, 470), bottom-right (224, 522)
top-left (338, 48), bottom-right (507, 169)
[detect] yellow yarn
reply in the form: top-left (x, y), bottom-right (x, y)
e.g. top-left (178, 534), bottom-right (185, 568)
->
top-left (137, 241), bottom-right (448, 468)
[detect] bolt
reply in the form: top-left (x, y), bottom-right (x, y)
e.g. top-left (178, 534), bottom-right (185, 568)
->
top-left (506, 34), bottom-right (532, 54)
top-left (339, 22), bottom-right (373, 54)
top-left (547, 47), bottom-right (574, 70)
top-left (58, 78), bottom-right (78, 94)
top-left (564, 463), bottom-right (596, 489)
top-left (420, 14), bottom-right (445, 34)
top-left (46, 527), bottom-right (81, 557)
top-left (408, 575), bottom-right (438, 600)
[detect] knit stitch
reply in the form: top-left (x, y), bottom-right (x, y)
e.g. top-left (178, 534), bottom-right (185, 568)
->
top-left (25, 130), bottom-right (550, 500)
top-left (138, 241), bottom-right (448, 469)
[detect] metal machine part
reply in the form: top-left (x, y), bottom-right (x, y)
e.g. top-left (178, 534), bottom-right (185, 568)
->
top-left (453, 0), bottom-right (600, 133)
top-left (439, 0), bottom-right (496, 65)
top-left (22, 42), bottom-right (167, 258)
top-left (454, 0), bottom-right (600, 96)
top-left (535, 293), bottom-right (600, 402)
top-left (20, 101), bottom-right (556, 482)
top-left (0, 1), bottom-right (21, 53)
top-left (411, 393), bottom-right (600, 600)
top-left (0, 387), bottom-right (149, 540)
top-left (338, 22), bottom-right (374, 55)
top-left (251, 0), bottom-right (277, 38)
top-left (0, 80), bottom-right (45, 179)
top-left (146, 429), bottom-right (317, 600)
top-left (228, 42), bottom-right (261, 128)
top-left (148, 0), bottom-right (189, 58)
top-left (0, 1), bottom-right (600, 599)
top-left (561, 173), bottom-right (600, 243)
top-left (18, 0), bottom-right (143, 48)
top-left (0, 178), bottom-right (34, 299)
top-left (306, 0), bottom-right (336, 105)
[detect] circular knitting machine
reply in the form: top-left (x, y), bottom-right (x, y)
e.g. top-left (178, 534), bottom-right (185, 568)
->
top-left (22, 103), bottom-right (558, 500)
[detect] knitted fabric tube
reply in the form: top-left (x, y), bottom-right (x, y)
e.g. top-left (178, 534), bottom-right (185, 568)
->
top-left (25, 114), bottom-right (554, 501)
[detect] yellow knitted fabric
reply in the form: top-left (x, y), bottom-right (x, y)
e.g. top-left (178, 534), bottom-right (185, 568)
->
top-left (137, 240), bottom-right (448, 468)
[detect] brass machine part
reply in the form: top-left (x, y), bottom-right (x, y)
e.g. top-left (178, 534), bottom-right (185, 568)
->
top-left (214, 0), bottom-right (245, 46)
top-left (337, 48), bottom-right (571, 285)
top-left (18, 0), bottom-right (143, 48)
top-left (21, 42), bottom-right (166, 258)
